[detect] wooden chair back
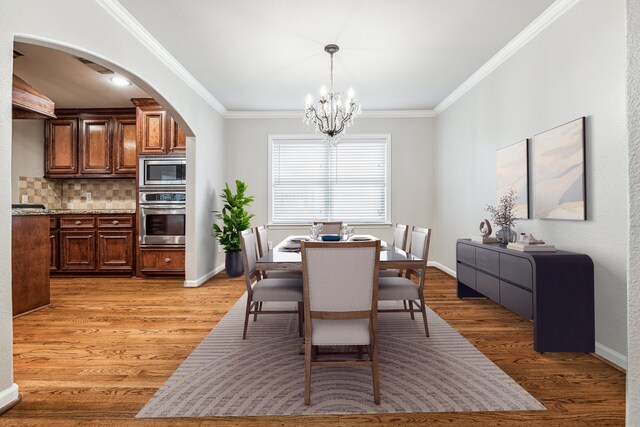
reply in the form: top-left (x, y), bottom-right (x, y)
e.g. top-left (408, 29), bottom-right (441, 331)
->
top-left (255, 225), bottom-right (269, 258)
top-left (239, 229), bottom-right (261, 293)
top-left (393, 223), bottom-right (409, 251)
top-left (406, 226), bottom-right (432, 291)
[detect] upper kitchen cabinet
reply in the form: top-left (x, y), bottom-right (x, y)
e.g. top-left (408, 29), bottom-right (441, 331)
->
top-left (45, 118), bottom-right (78, 176)
top-left (132, 98), bottom-right (186, 155)
top-left (44, 109), bottom-right (136, 178)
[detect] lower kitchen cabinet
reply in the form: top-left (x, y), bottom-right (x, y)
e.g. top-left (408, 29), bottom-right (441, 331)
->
top-left (60, 230), bottom-right (96, 271)
top-left (139, 247), bottom-right (185, 274)
top-left (13, 215), bottom-right (50, 316)
top-left (51, 213), bottom-right (134, 275)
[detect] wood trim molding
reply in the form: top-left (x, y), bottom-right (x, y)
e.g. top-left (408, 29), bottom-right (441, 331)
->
top-left (434, 0), bottom-right (582, 114)
top-left (0, 384), bottom-right (19, 415)
top-left (95, 0), bottom-right (227, 115)
top-left (225, 110), bottom-right (436, 119)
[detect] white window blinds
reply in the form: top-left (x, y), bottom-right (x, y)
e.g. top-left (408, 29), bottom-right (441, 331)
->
top-left (269, 135), bottom-right (390, 224)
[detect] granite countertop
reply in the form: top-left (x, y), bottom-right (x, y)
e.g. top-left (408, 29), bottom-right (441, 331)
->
top-left (12, 208), bottom-right (136, 216)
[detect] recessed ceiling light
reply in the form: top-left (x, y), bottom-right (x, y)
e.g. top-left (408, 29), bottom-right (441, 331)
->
top-left (110, 76), bottom-right (131, 86)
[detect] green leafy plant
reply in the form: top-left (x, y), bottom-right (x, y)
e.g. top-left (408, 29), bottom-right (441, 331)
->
top-left (213, 180), bottom-right (255, 252)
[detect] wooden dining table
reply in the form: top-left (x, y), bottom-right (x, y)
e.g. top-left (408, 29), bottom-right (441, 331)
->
top-left (255, 235), bottom-right (424, 271)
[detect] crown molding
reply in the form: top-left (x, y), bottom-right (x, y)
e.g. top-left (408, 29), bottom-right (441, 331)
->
top-left (96, 0), bottom-right (227, 116)
top-left (434, 0), bottom-right (582, 115)
top-left (225, 109), bottom-right (436, 119)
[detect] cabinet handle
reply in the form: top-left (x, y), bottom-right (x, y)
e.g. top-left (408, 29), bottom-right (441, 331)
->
top-left (74, 220), bottom-right (82, 225)
top-left (164, 257), bottom-right (172, 263)
top-left (112, 220), bottom-right (119, 225)
top-left (50, 235), bottom-right (54, 239)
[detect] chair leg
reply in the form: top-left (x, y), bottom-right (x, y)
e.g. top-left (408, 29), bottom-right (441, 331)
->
top-left (253, 301), bottom-right (260, 322)
top-left (371, 336), bottom-right (380, 405)
top-left (304, 339), bottom-right (312, 405)
top-left (298, 302), bottom-right (304, 337)
top-left (419, 297), bottom-right (430, 337)
top-left (403, 300), bottom-right (407, 310)
top-left (242, 298), bottom-right (252, 340)
top-left (408, 300), bottom-right (415, 320)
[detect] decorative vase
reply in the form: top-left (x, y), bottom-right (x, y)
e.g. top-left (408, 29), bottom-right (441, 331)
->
top-left (225, 251), bottom-right (244, 277)
top-left (496, 227), bottom-right (517, 245)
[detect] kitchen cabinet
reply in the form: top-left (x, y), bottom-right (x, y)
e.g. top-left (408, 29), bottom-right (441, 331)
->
top-left (132, 98), bottom-right (186, 155)
top-left (139, 247), bottom-right (185, 274)
top-left (12, 215), bottom-right (50, 316)
top-left (45, 118), bottom-right (78, 176)
top-left (51, 213), bottom-right (134, 275)
top-left (45, 109), bottom-right (136, 178)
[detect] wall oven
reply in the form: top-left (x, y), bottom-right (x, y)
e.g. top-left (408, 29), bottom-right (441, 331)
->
top-left (139, 191), bottom-right (186, 246)
top-left (139, 155), bottom-right (186, 188)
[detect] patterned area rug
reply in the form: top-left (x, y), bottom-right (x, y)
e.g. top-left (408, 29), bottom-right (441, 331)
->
top-left (137, 294), bottom-right (545, 417)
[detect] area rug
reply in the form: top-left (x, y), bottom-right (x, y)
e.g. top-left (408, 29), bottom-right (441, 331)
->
top-left (137, 294), bottom-right (545, 417)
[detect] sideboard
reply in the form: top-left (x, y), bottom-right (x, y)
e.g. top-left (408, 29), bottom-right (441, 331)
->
top-left (456, 239), bottom-right (594, 353)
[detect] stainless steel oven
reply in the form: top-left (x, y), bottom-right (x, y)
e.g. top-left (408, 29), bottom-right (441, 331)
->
top-left (139, 191), bottom-right (186, 246)
top-left (139, 155), bottom-right (186, 188)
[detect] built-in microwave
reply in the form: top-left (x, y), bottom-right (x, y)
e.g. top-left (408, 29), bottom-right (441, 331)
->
top-left (139, 155), bottom-right (186, 188)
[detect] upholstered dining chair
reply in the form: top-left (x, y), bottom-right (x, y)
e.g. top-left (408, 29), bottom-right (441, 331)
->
top-left (379, 223), bottom-right (409, 278)
top-left (255, 225), bottom-right (302, 279)
top-left (312, 221), bottom-right (342, 235)
top-left (301, 240), bottom-right (381, 405)
top-left (239, 229), bottom-right (304, 339)
top-left (378, 226), bottom-right (432, 337)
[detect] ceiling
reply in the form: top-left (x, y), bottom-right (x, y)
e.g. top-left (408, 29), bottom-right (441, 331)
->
top-left (13, 0), bottom-right (555, 111)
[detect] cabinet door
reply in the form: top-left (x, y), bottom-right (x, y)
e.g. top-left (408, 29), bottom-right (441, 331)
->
top-left (45, 119), bottom-right (78, 175)
top-left (98, 230), bottom-right (133, 272)
top-left (114, 117), bottom-right (137, 175)
top-left (140, 248), bottom-right (185, 273)
top-left (79, 118), bottom-right (112, 174)
top-left (139, 108), bottom-right (166, 154)
top-left (49, 230), bottom-right (58, 272)
top-left (168, 116), bottom-right (187, 154)
top-left (60, 231), bottom-right (95, 271)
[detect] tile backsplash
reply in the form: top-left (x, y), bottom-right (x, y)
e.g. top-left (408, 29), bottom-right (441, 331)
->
top-left (18, 176), bottom-right (136, 210)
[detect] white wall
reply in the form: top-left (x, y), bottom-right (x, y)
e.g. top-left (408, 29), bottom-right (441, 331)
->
top-left (626, 0), bottom-right (639, 422)
top-left (434, 0), bottom-right (628, 365)
top-left (225, 116), bottom-right (436, 248)
top-left (11, 119), bottom-right (44, 203)
top-left (0, 0), bottom-right (226, 406)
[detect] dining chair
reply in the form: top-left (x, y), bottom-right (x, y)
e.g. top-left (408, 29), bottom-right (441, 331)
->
top-left (239, 229), bottom-right (304, 339)
top-left (312, 221), bottom-right (342, 235)
top-left (301, 240), bottom-right (381, 405)
top-left (255, 225), bottom-right (302, 279)
top-left (378, 226), bottom-right (431, 337)
top-left (379, 223), bottom-right (409, 278)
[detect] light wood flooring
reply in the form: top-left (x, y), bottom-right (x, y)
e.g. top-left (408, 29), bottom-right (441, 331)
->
top-left (1, 269), bottom-right (626, 426)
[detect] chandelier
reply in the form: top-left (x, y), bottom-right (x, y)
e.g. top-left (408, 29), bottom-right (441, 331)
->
top-left (304, 44), bottom-right (361, 146)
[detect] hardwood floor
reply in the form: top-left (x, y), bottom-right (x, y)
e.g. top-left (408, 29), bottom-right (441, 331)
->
top-left (1, 269), bottom-right (625, 426)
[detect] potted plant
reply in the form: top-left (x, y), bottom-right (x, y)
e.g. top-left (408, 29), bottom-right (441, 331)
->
top-left (213, 180), bottom-right (255, 277)
top-left (485, 188), bottom-right (518, 245)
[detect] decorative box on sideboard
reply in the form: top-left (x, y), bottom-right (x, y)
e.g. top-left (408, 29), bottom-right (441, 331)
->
top-left (456, 239), bottom-right (594, 353)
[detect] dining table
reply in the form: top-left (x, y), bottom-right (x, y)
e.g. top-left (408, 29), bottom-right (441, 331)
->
top-left (255, 235), bottom-right (424, 272)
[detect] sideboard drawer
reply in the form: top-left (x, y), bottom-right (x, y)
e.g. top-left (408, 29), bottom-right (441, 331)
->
top-left (457, 243), bottom-right (475, 266)
top-left (476, 271), bottom-right (499, 303)
top-left (500, 253), bottom-right (533, 290)
top-left (500, 281), bottom-right (533, 319)
top-left (476, 247), bottom-right (499, 275)
top-left (457, 263), bottom-right (476, 289)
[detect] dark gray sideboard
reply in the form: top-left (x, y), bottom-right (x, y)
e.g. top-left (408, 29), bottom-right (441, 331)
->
top-left (456, 239), bottom-right (594, 353)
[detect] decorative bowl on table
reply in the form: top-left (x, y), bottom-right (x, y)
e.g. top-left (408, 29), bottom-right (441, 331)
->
top-left (320, 234), bottom-right (340, 241)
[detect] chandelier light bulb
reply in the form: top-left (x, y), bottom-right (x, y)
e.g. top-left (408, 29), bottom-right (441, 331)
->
top-left (348, 87), bottom-right (355, 98)
top-left (305, 94), bottom-right (313, 107)
top-left (319, 85), bottom-right (328, 98)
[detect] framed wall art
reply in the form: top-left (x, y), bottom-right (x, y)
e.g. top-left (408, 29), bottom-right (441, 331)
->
top-left (533, 117), bottom-right (586, 220)
top-left (496, 139), bottom-right (529, 219)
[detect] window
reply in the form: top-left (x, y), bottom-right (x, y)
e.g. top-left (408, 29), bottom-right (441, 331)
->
top-left (269, 135), bottom-right (390, 224)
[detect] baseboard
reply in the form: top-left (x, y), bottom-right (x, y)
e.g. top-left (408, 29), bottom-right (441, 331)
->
top-left (0, 384), bottom-right (19, 414)
top-left (428, 261), bottom-right (456, 278)
top-left (595, 342), bottom-right (627, 371)
top-left (183, 264), bottom-right (225, 288)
